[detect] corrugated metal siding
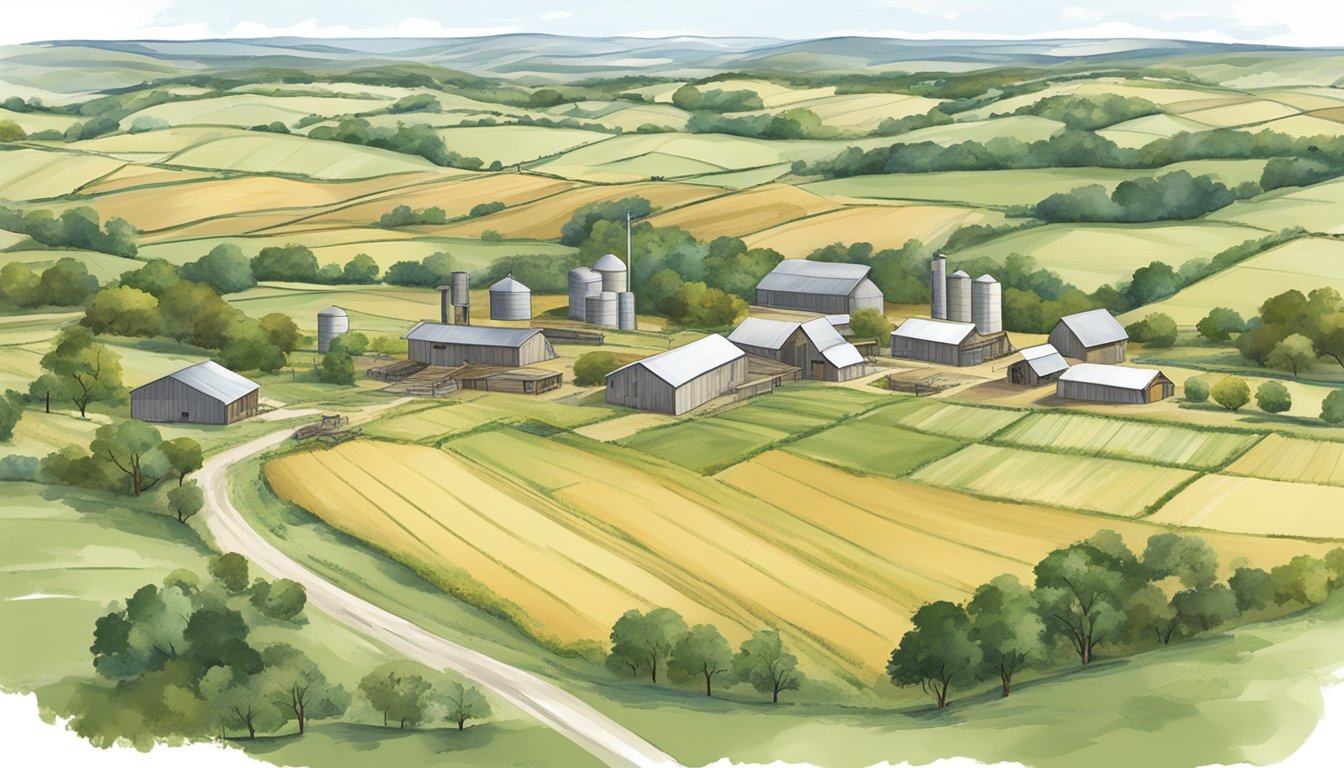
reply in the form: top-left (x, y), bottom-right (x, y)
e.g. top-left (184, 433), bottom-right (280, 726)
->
top-left (605, 357), bottom-right (747, 415)
top-left (1049, 325), bottom-right (1127, 363)
top-left (1007, 360), bottom-right (1065, 387)
top-left (131, 378), bottom-right (258, 424)
top-left (849, 279), bottom-right (884, 314)
top-left (673, 357), bottom-right (748, 415)
top-left (732, 329), bottom-right (865, 381)
top-left (755, 289), bottom-right (851, 315)
top-left (407, 333), bottom-right (555, 367)
top-left (1057, 373), bottom-right (1170, 404)
top-left (892, 333), bottom-right (1010, 367)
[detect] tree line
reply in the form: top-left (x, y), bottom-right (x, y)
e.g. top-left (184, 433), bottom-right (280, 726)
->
top-left (605, 608), bottom-right (805, 702)
top-left (0, 205), bottom-right (138, 257)
top-left (888, 531), bottom-right (1344, 709)
top-left (72, 553), bottom-right (491, 747)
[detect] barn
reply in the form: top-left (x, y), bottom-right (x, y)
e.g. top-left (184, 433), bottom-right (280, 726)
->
top-left (1007, 344), bottom-right (1070, 387)
top-left (1049, 309), bottom-right (1128, 363)
top-left (728, 317), bottom-right (868, 382)
top-left (130, 361), bottom-right (260, 425)
top-left (754, 260), bottom-right (884, 315)
top-left (890, 317), bottom-right (1011, 366)
top-left (1056, 363), bottom-right (1174, 404)
top-left (605, 334), bottom-right (747, 415)
top-left (404, 323), bottom-right (556, 368)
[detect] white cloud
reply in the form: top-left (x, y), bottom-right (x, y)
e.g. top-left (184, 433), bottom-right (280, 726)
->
top-left (0, 0), bottom-right (176, 44)
top-left (1062, 6), bottom-right (1106, 21)
top-left (539, 11), bottom-right (574, 21)
top-left (224, 17), bottom-right (518, 39)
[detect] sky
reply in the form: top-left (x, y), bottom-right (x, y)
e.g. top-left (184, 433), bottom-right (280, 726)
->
top-left (4, 0), bottom-right (1344, 47)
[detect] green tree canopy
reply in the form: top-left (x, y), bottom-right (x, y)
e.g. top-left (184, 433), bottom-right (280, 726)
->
top-left (667, 624), bottom-right (733, 696)
top-left (1211, 376), bottom-right (1250, 412)
top-left (887, 600), bottom-right (983, 708)
top-left (1256, 380), bottom-right (1292, 414)
top-left (732, 630), bottom-right (803, 703)
top-left (606, 607), bottom-right (687, 684)
top-left (966, 575), bottom-right (1045, 698)
top-left (90, 419), bottom-right (167, 496)
top-left (439, 682), bottom-right (492, 730)
top-left (358, 663), bottom-right (433, 729)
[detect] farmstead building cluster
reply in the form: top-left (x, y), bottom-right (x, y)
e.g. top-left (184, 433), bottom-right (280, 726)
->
top-left (754, 260), bottom-right (885, 315)
top-left (728, 317), bottom-right (869, 382)
top-left (605, 334), bottom-right (748, 415)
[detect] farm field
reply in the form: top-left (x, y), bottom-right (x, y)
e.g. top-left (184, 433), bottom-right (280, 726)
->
top-left (1150, 474), bottom-right (1344, 539)
top-left (441, 182), bottom-right (718, 239)
top-left (646, 184), bottom-right (838, 239)
top-left (865, 398), bottom-right (1025, 439)
top-left (165, 133), bottom-right (448, 179)
top-left (363, 393), bottom-right (618, 442)
top-left (1224, 434), bottom-right (1344, 486)
top-left (994, 412), bottom-right (1263, 469)
top-left (743, 203), bottom-right (997, 256)
top-left (910, 443), bottom-right (1198, 516)
top-left (785, 422), bottom-right (963, 478)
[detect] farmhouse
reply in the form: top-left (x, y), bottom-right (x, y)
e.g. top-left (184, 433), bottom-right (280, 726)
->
top-left (1049, 308), bottom-right (1128, 363)
top-left (728, 317), bottom-right (868, 382)
top-left (754, 260), bottom-right (884, 315)
top-left (890, 317), bottom-right (1011, 367)
top-left (130, 361), bottom-right (259, 425)
top-left (605, 334), bottom-right (748, 415)
top-left (1007, 343), bottom-right (1070, 386)
top-left (1056, 363), bottom-right (1174, 404)
top-left (403, 323), bottom-right (556, 367)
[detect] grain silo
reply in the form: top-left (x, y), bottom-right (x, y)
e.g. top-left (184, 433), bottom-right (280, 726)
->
top-left (930, 253), bottom-right (947, 320)
top-left (450, 271), bottom-right (470, 308)
top-left (568, 267), bottom-right (602, 321)
top-left (317, 306), bottom-right (348, 353)
top-left (617, 291), bottom-right (636, 331)
top-left (585, 291), bottom-right (618, 328)
top-left (946, 270), bottom-right (972, 323)
top-left (489, 273), bottom-right (532, 321)
top-left (436, 285), bottom-right (452, 323)
top-left (972, 274), bottom-right (1002, 335)
top-left (592, 253), bottom-right (628, 293)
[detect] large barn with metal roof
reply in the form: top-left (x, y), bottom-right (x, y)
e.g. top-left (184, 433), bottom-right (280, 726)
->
top-left (728, 316), bottom-right (868, 382)
top-left (754, 260), bottom-right (884, 315)
top-left (1049, 308), bottom-right (1129, 363)
top-left (605, 334), bottom-right (747, 415)
top-left (131, 361), bottom-right (260, 425)
top-left (1056, 363), bottom-right (1174, 404)
top-left (404, 323), bottom-right (556, 368)
top-left (890, 317), bottom-right (1011, 367)
top-left (1007, 343), bottom-right (1070, 387)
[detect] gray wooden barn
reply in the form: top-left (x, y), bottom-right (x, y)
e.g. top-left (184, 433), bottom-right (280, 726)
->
top-left (754, 260), bottom-right (884, 315)
top-left (1049, 309), bottom-right (1129, 363)
top-left (890, 317), bottom-right (1011, 366)
top-left (1056, 363), bottom-right (1174, 404)
top-left (1007, 343), bottom-right (1070, 386)
top-left (404, 323), bottom-right (556, 368)
top-left (605, 334), bottom-right (747, 415)
top-left (728, 316), bottom-right (868, 382)
top-left (130, 361), bottom-right (260, 425)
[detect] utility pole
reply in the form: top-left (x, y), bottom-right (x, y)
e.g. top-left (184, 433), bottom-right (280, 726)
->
top-left (627, 208), bottom-right (635, 331)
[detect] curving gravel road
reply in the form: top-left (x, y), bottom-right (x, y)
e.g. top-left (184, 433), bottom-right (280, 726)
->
top-left (197, 422), bottom-right (680, 768)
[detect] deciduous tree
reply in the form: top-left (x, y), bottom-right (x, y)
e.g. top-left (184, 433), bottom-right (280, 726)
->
top-left (40, 325), bottom-right (123, 417)
top-left (732, 630), bottom-right (802, 703)
top-left (439, 682), bottom-right (491, 731)
top-left (606, 607), bottom-right (687, 684)
top-left (888, 601), bottom-right (983, 708)
top-left (667, 624), bottom-right (733, 696)
top-left (966, 575), bottom-right (1045, 698)
top-left (90, 419), bottom-right (168, 496)
top-left (1211, 376), bottom-right (1250, 413)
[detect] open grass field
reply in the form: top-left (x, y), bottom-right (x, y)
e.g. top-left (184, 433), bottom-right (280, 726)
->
top-left (995, 412), bottom-right (1263, 469)
top-left (1213, 176), bottom-right (1344, 233)
top-left (1151, 474), bottom-right (1344, 539)
top-left (0, 148), bottom-right (126, 200)
top-left (1224, 434), bottom-right (1344, 486)
top-left (0, 248), bottom-right (142, 282)
top-left (1123, 237), bottom-right (1344, 325)
top-left (165, 133), bottom-right (447, 179)
top-left (123, 94), bottom-right (394, 128)
top-left (785, 422), bottom-right (963, 478)
top-left (911, 443), bottom-right (1198, 517)
top-left (865, 398), bottom-right (1025, 439)
top-left (363, 393), bottom-right (618, 442)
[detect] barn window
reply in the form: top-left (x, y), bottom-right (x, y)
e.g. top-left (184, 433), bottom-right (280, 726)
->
top-left (432, 344), bottom-right (447, 350)
top-left (181, 411), bottom-right (190, 420)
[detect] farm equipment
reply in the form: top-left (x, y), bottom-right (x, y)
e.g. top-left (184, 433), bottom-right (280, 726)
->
top-left (293, 414), bottom-right (361, 443)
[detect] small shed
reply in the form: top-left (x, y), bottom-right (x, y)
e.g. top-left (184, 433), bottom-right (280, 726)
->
top-left (1007, 344), bottom-right (1070, 387)
top-left (130, 361), bottom-right (260, 425)
top-left (1049, 309), bottom-right (1128, 363)
top-left (605, 334), bottom-right (747, 415)
top-left (1056, 363), bottom-right (1174, 404)
top-left (755, 260), bottom-right (884, 315)
top-left (890, 317), bottom-right (1011, 367)
top-left (404, 323), bottom-right (556, 368)
top-left (728, 317), bottom-right (868, 382)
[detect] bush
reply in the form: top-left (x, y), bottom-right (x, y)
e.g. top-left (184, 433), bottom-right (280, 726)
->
top-left (0, 119), bottom-right (27, 141)
top-left (0, 454), bottom-right (38, 481)
top-left (560, 197), bottom-right (653, 246)
top-left (480, 229), bottom-right (503, 242)
top-left (1211, 376), bottom-right (1250, 412)
top-left (249, 578), bottom-right (307, 620)
top-left (1125, 313), bottom-right (1178, 348)
top-left (1255, 381), bottom-right (1292, 414)
top-left (1034, 171), bottom-right (1236, 224)
top-left (180, 244), bottom-right (256, 294)
top-left (0, 390), bottom-right (25, 441)
top-left (318, 351), bottom-right (355, 385)
top-left (1322, 389), bottom-right (1344, 425)
top-left (376, 205), bottom-right (446, 227)
top-left (574, 352), bottom-right (619, 386)
top-left (127, 116), bottom-right (169, 133)
top-left (1183, 378), bottom-right (1210, 403)
top-left (384, 252), bottom-right (456, 288)
top-left (1196, 307), bottom-right (1247, 342)
top-left (251, 244), bottom-right (320, 282)
top-left (469, 201), bottom-right (506, 218)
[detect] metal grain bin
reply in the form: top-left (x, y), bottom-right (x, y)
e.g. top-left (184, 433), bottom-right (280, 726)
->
top-left (617, 291), bottom-right (636, 331)
top-left (585, 291), bottom-right (619, 328)
top-left (592, 253), bottom-right (628, 293)
top-left (316, 305), bottom-right (348, 353)
top-left (568, 266), bottom-right (601, 321)
top-left (451, 271), bottom-right (471, 307)
top-left (946, 270), bottom-right (972, 323)
top-left (972, 274), bottom-right (1002, 335)
top-left (489, 273), bottom-right (532, 321)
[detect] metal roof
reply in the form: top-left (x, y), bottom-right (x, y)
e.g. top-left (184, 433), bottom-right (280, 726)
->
top-left (756, 259), bottom-right (872, 297)
top-left (824, 314), bottom-right (850, 326)
top-left (569, 266), bottom-right (601, 281)
top-left (974, 274), bottom-right (998, 283)
top-left (403, 322), bottom-right (541, 348)
top-left (949, 270), bottom-right (970, 279)
top-left (728, 317), bottom-right (798, 350)
top-left (891, 317), bottom-right (976, 344)
top-left (592, 253), bottom-right (627, 272)
top-left (800, 318), bottom-right (865, 368)
top-left (1058, 363), bottom-right (1163, 390)
top-left (142, 361), bottom-right (259, 404)
top-left (1017, 344), bottom-right (1069, 377)
top-left (489, 274), bottom-right (530, 293)
top-left (318, 305), bottom-right (346, 317)
top-left (1058, 308), bottom-right (1128, 348)
top-left (609, 334), bottom-right (745, 388)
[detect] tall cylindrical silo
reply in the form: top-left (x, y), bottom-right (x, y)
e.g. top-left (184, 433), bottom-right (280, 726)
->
top-left (617, 291), bottom-right (635, 331)
top-left (489, 273), bottom-right (532, 321)
top-left (930, 253), bottom-right (947, 320)
top-left (568, 267), bottom-right (601, 321)
top-left (972, 274), bottom-right (1002, 335)
top-left (585, 291), bottom-right (618, 328)
top-left (947, 270), bottom-right (972, 324)
top-left (451, 271), bottom-right (470, 307)
top-left (436, 285), bottom-right (451, 324)
top-left (592, 253), bottom-right (628, 293)
top-left (317, 306), bottom-right (349, 353)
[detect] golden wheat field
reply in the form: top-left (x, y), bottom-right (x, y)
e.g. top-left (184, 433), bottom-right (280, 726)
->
top-left (442, 182), bottom-right (719, 239)
top-left (1150, 474), bottom-right (1344, 539)
top-left (1224, 435), bottom-right (1344, 486)
top-left (646, 183), bottom-right (839, 239)
top-left (743, 204), bottom-right (995, 256)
